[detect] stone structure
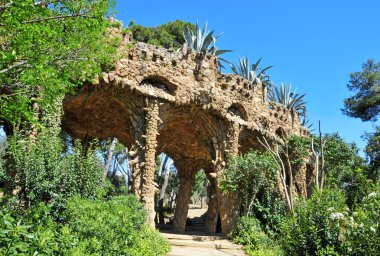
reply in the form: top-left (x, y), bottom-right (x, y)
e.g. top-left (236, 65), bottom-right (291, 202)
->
top-left (62, 41), bottom-right (309, 234)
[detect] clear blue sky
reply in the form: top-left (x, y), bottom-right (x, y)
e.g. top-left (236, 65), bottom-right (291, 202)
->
top-left (116, 1), bottom-right (380, 153)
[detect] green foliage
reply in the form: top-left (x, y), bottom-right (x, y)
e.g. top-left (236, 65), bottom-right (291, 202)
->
top-left (131, 20), bottom-right (194, 49)
top-left (313, 134), bottom-right (368, 206)
top-left (269, 83), bottom-right (307, 123)
top-left (192, 169), bottom-right (207, 204)
top-left (183, 21), bottom-right (220, 54)
top-left (230, 216), bottom-right (283, 256)
top-left (286, 135), bottom-right (310, 167)
top-left (0, 0), bottom-right (118, 124)
top-left (0, 196), bottom-right (170, 255)
top-left (62, 196), bottom-right (170, 255)
top-left (340, 188), bottom-right (380, 255)
top-left (343, 59), bottom-right (380, 122)
top-left (221, 150), bottom-right (278, 216)
top-left (0, 200), bottom-right (71, 255)
top-left (279, 189), bottom-right (348, 256)
top-left (363, 126), bottom-right (380, 179)
top-left (0, 138), bottom-right (8, 185)
top-left (7, 130), bottom-right (102, 208)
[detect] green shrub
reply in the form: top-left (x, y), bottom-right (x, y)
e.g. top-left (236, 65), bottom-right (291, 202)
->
top-left (62, 195), bottom-right (170, 255)
top-left (221, 150), bottom-right (278, 216)
top-left (0, 195), bottom-right (170, 255)
top-left (0, 138), bottom-right (8, 186)
top-left (131, 20), bottom-right (194, 49)
top-left (340, 188), bottom-right (380, 255)
top-left (7, 131), bottom-right (102, 209)
top-left (230, 216), bottom-right (283, 256)
top-left (0, 202), bottom-right (64, 255)
top-left (279, 189), bottom-right (347, 256)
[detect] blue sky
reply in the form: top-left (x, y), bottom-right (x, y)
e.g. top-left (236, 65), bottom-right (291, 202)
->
top-left (116, 0), bottom-right (380, 153)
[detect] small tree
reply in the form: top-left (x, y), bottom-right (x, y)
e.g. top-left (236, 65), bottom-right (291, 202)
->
top-left (258, 135), bottom-right (309, 213)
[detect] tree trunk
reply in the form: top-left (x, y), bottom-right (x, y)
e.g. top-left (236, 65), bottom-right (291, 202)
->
top-left (158, 161), bottom-right (173, 225)
top-left (103, 138), bottom-right (118, 180)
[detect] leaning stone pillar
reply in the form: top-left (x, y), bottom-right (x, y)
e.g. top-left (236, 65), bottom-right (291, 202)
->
top-left (140, 99), bottom-right (160, 227)
top-left (204, 171), bottom-right (219, 234)
top-left (129, 98), bottom-right (160, 227)
top-left (173, 170), bottom-right (196, 232)
top-left (218, 122), bottom-right (241, 235)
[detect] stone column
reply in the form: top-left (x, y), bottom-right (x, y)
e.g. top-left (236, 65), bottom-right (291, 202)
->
top-left (173, 170), bottom-right (196, 232)
top-left (129, 98), bottom-right (160, 227)
top-left (204, 171), bottom-right (219, 234)
top-left (141, 99), bottom-right (160, 227)
top-left (219, 122), bottom-right (241, 235)
top-left (129, 114), bottom-right (145, 200)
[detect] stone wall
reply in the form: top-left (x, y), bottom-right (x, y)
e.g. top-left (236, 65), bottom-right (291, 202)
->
top-left (62, 39), bottom-right (310, 234)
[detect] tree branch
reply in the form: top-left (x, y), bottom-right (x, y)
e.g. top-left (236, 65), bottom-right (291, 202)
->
top-left (22, 14), bottom-right (96, 24)
top-left (0, 60), bottom-right (28, 75)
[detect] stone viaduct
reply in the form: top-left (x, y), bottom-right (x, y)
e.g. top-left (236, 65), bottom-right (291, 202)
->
top-left (62, 41), bottom-right (309, 235)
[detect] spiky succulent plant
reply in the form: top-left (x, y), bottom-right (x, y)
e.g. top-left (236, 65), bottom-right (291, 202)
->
top-left (269, 83), bottom-right (307, 122)
top-left (230, 56), bottom-right (273, 87)
top-left (183, 21), bottom-right (220, 54)
top-left (183, 21), bottom-right (231, 69)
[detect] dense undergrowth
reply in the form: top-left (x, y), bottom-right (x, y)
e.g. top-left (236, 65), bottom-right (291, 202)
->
top-left (0, 131), bottom-right (170, 256)
top-left (0, 195), bottom-right (170, 256)
top-left (225, 136), bottom-right (380, 256)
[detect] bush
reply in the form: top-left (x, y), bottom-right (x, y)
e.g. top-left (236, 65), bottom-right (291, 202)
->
top-left (279, 189), bottom-right (347, 256)
top-left (0, 202), bottom-right (63, 255)
top-left (6, 130), bottom-right (102, 209)
top-left (0, 138), bottom-right (8, 187)
top-left (340, 188), bottom-right (380, 255)
top-left (221, 150), bottom-right (278, 216)
top-left (62, 195), bottom-right (170, 255)
top-left (0, 195), bottom-right (171, 255)
top-left (230, 216), bottom-right (283, 256)
top-left (131, 20), bottom-right (194, 49)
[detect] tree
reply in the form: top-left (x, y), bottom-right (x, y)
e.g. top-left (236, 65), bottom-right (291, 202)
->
top-left (221, 150), bottom-right (278, 216)
top-left (343, 59), bottom-right (380, 122)
top-left (363, 126), bottom-right (380, 179)
top-left (258, 135), bottom-right (309, 213)
top-left (0, 0), bottom-right (118, 125)
top-left (131, 20), bottom-right (194, 49)
top-left (191, 169), bottom-right (207, 207)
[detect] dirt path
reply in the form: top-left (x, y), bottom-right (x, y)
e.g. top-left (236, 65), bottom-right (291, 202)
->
top-left (163, 232), bottom-right (246, 256)
top-left (162, 205), bottom-right (246, 256)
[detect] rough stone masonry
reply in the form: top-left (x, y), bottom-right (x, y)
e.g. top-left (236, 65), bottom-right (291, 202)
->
top-left (62, 32), bottom-right (310, 234)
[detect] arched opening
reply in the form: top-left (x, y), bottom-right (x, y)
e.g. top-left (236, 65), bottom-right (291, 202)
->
top-left (140, 76), bottom-right (177, 96)
top-left (228, 103), bottom-right (248, 121)
top-left (155, 153), bottom-right (178, 228)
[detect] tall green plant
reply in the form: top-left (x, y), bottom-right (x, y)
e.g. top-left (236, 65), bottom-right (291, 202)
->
top-left (183, 21), bottom-right (231, 68)
top-left (221, 150), bottom-right (278, 216)
top-left (269, 83), bottom-right (307, 123)
top-left (183, 21), bottom-right (219, 54)
top-left (0, 0), bottom-right (118, 125)
top-left (280, 189), bottom-right (347, 256)
top-left (230, 56), bottom-right (273, 87)
top-left (7, 130), bottom-right (102, 208)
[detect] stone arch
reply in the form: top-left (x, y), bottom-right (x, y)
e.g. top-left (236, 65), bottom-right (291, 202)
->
top-left (275, 127), bottom-right (286, 139)
top-left (62, 90), bottom-right (143, 147)
top-left (227, 103), bottom-right (248, 121)
top-left (140, 75), bottom-right (177, 96)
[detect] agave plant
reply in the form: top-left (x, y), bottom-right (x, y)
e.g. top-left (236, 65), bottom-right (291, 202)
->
top-left (269, 83), bottom-right (307, 122)
top-left (183, 21), bottom-right (220, 54)
top-left (183, 21), bottom-right (231, 69)
top-left (230, 56), bottom-right (273, 87)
